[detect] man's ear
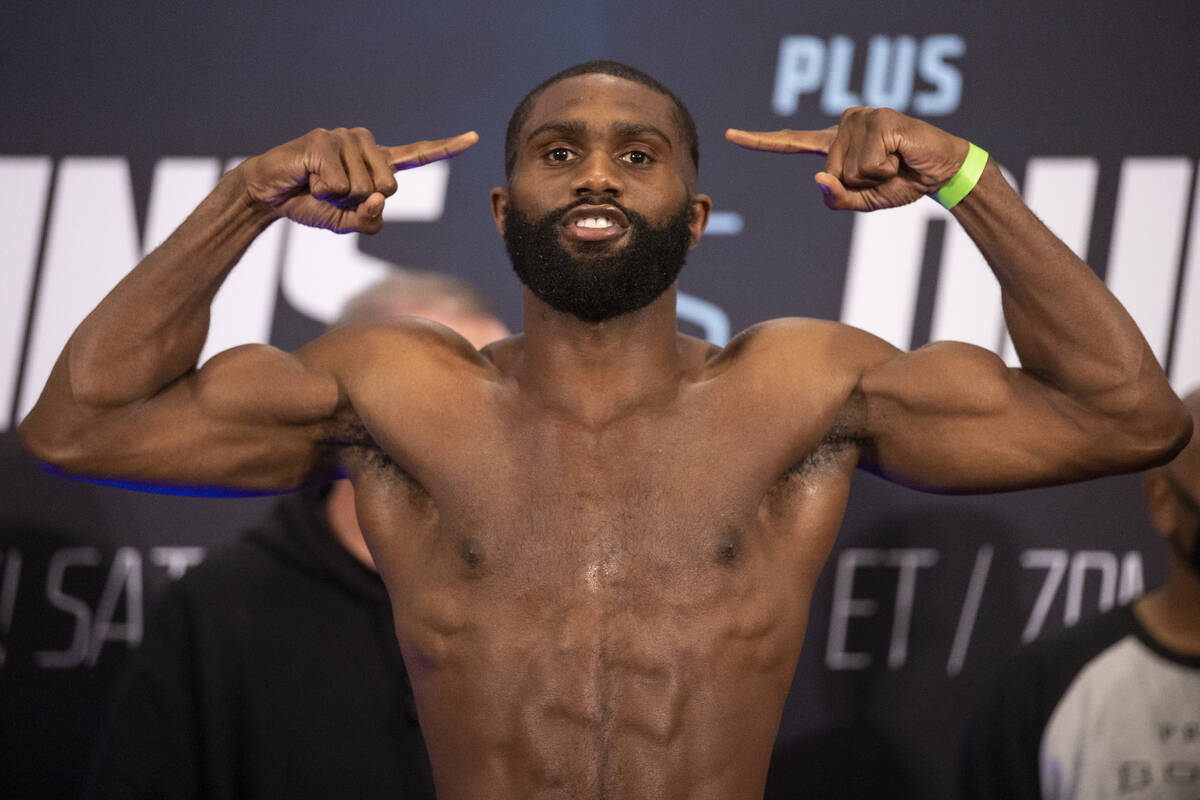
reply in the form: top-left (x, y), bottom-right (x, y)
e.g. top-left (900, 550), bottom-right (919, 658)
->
top-left (688, 194), bottom-right (713, 249)
top-left (490, 187), bottom-right (509, 237)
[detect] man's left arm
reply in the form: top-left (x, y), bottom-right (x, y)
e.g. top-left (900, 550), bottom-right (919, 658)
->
top-left (729, 109), bottom-right (1191, 490)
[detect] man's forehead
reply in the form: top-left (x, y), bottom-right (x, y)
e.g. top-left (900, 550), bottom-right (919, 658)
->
top-left (520, 74), bottom-right (682, 144)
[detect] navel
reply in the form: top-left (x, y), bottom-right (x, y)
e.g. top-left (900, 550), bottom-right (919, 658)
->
top-left (459, 537), bottom-right (486, 568)
top-left (715, 530), bottom-right (742, 566)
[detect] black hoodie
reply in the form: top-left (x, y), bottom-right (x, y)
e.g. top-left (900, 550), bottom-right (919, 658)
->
top-left (88, 489), bottom-right (436, 799)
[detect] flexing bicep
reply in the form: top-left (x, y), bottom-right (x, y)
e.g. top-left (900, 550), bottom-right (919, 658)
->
top-left (21, 340), bottom-right (347, 494)
top-left (857, 339), bottom-right (1177, 491)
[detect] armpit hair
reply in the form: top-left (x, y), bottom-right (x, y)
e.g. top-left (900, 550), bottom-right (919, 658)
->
top-left (321, 414), bottom-right (414, 484)
top-left (785, 388), bottom-right (875, 478)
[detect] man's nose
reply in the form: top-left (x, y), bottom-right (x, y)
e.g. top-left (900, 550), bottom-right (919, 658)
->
top-left (571, 151), bottom-right (623, 196)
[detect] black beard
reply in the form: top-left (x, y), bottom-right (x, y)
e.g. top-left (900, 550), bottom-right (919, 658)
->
top-left (503, 196), bottom-right (693, 324)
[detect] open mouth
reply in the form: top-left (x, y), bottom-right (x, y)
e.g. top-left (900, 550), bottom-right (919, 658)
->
top-left (560, 204), bottom-right (630, 243)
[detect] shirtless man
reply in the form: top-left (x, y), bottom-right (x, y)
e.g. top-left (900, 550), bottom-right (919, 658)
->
top-left (18, 61), bottom-right (1191, 799)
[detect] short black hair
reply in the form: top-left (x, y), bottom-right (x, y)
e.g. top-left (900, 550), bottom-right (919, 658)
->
top-left (504, 60), bottom-right (699, 180)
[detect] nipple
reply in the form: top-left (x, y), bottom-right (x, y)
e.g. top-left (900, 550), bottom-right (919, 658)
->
top-left (459, 538), bottom-right (485, 568)
top-left (716, 530), bottom-right (741, 565)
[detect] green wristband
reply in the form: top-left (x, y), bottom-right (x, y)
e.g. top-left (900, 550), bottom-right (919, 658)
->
top-left (933, 142), bottom-right (988, 210)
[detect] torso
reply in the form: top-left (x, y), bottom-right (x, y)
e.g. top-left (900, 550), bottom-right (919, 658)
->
top-left (335, 322), bottom-right (864, 800)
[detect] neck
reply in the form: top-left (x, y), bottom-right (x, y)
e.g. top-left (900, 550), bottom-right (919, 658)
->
top-left (1135, 552), bottom-right (1200, 656)
top-left (516, 285), bottom-right (688, 426)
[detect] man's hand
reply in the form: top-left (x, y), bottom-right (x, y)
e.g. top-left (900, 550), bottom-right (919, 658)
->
top-left (726, 107), bottom-right (969, 211)
top-left (238, 127), bottom-right (479, 233)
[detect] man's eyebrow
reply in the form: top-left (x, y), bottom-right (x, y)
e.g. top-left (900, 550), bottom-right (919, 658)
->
top-left (524, 120), bottom-right (587, 143)
top-left (524, 120), bottom-right (673, 149)
top-left (611, 122), bottom-right (672, 147)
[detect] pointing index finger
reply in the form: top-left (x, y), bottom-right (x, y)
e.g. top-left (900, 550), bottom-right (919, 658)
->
top-left (386, 131), bottom-right (479, 170)
top-left (725, 126), bottom-right (837, 156)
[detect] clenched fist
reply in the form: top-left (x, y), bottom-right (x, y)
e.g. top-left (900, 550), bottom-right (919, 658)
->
top-left (238, 127), bottom-right (478, 233)
top-left (726, 107), bottom-right (970, 212)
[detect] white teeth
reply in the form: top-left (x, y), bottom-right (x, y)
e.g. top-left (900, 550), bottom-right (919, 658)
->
top-left (575, 217), bottom-right (614, 229)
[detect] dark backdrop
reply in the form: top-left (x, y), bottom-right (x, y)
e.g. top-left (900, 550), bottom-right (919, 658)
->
top-left (2, 2), bottom-right (1199, 797)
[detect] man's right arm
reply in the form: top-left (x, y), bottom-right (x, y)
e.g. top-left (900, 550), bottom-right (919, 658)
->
top-left (17, 127), bottom-right (478, 493)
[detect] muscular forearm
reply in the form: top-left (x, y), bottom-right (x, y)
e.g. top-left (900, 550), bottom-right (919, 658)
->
top-left (86, 168), bottom-right (271, 401)
top-left (20, 168), bottom-right (275, 444)
top-left (731, 108), bottom-right (1190, 486)
top-left (18, 127), bottom-right (477, 475)
top-left (954, 160), bottom-right (1188, 441)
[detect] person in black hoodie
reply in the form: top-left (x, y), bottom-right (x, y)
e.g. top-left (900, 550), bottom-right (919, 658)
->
top-left (88, 271), bottom-right (509, 800)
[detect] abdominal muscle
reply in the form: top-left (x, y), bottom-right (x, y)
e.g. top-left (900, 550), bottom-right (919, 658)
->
top-left (388, 518), bottom-right (824, 800)
top-left (346, 389), bottom-right (857, 800)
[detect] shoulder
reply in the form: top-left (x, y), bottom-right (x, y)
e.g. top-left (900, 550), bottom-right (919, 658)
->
top-left (721, 316), bottom-right (888, 354)
top-left (308, 318), bottom-right (505, 376)
top-left (715, 319), bottom-right (1015, 408)
top-left (701, 318), bottom-right (901, 418)
top-left (302, 320), bottom-right (511, 426)
top-left (710, 317), bottom-right (897, 374)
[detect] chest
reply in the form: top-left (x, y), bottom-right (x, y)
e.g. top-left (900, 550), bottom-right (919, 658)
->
top-left (452, 415), bottom-right (766, 586)
top-left (353, 377), bottom-right (853, 606)
top-left (362, 408), bottom-right (792, 589)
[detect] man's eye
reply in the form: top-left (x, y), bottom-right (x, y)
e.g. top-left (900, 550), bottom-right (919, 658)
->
top-left (621, 150), bottom-right (651, 165)
top-left (548, 148), bottom-right (572, 162)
